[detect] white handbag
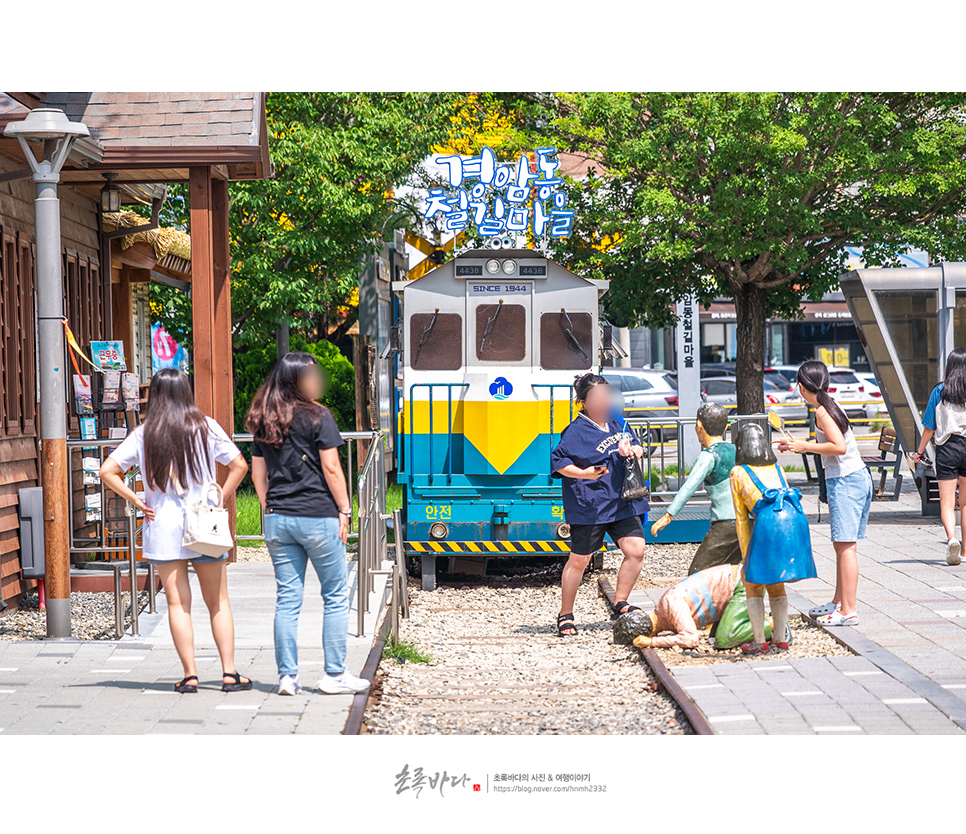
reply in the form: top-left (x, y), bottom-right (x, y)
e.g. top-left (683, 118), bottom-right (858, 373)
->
top-left (176, 477), bottom-right (234, 557)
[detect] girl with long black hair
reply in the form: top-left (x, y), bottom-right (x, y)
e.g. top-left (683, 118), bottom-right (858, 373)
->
top-left (778, 360), bottom-right (872, 626)
top-left (100, 369), bottom-right (252, 693)
top-left (913, 347), bottom-right (966, 566)
top-left (247, 352), bottom-right (369, 696)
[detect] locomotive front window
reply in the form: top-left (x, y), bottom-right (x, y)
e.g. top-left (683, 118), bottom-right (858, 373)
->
top-left (540, 310), bottom-right (593, 370)
top-left (410, 310), bottom-right (463, 370)
top-left (475, 302), bottom-right (527, 361)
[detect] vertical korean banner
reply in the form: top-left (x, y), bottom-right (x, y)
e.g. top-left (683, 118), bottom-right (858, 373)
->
top-left (675, 293), bottom-right (701, 467)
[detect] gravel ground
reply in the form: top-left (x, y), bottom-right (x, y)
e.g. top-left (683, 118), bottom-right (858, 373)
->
top-left (599, 542), bottom-right (853, 666)
top-left (0, 591), bottom-right (150, 641)
top-left (234, 545), bottom-right (271, 563)
top-left (364, 561), bottom-right (691, 735)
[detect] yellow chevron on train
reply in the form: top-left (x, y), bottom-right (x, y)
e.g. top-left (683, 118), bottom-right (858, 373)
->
top-left (400, 398), bottom-right (575, 475)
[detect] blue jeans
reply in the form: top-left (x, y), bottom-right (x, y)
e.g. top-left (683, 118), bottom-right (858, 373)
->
top-left (264, 513), bottom-right (349, 677)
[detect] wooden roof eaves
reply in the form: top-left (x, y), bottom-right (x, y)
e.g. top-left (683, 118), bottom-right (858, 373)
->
top-left (83, 144), bottom-right (269, 180)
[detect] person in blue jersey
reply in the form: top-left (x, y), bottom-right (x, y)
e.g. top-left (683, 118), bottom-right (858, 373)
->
top-left (551, 372), bottom-right (649, 636)
top-left (913, 347), bottom-right (966, 566)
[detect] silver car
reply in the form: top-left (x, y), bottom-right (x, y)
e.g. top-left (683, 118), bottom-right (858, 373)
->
top-left (700, 375), bottom-right (807, 421)
top-left (602, 368), bottom-right (681, 439)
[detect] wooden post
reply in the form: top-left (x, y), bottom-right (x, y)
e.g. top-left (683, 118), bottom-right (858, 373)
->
top-left (111, 268), bottom-right (134, 370)
top-left (190, 167), bottom-right (237, 558)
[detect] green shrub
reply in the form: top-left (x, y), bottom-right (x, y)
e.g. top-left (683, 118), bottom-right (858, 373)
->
top-left (233, 336), bottom-right (355, 434)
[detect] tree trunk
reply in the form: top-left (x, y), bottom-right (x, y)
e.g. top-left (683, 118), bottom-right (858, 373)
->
top-left (734, 281), bottom-right (767, 415)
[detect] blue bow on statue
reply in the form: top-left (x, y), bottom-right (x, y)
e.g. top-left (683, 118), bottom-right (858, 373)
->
top-left (753, 486), bottom-right (805, 517)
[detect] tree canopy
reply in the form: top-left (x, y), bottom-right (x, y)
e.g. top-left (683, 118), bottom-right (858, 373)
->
top-left (542, 93), bottom-right (966, 411)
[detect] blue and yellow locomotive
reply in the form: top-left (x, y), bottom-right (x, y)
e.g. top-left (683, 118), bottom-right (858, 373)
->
top-left (392, 247), bottom-right (611, 589)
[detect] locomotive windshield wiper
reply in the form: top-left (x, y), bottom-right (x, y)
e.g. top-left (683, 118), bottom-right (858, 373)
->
top-left (413, 308), bottom-right (440, 365)
top-left (478, 299), bottom-right (505, 356)
top-left (561, 309), bottom-right (589, 361)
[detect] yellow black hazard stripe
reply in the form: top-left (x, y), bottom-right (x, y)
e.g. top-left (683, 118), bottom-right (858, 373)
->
top-left (403, 540), bottom-right (573, 554)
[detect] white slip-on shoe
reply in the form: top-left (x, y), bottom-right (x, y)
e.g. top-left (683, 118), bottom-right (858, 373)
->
top-left (277, 674), bottom-right (302, 696)
top-left (948, 540), bottom-right (962, 566)
top-left (319, 671), bottom-right (371, 694)
top-left (808, 602), bottom-right (840, 618)
top-left (817, 610), bottom-right (859, 627)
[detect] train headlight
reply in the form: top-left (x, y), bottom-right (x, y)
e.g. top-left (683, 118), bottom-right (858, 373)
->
top-left (501, 259), bottom-right (517, 275)
top-left (429, 521), bottom-right (449, 540)
top-left (485, 258), bottom-right (501, 274)
top-left (556, 522), bottom-right (571, 539)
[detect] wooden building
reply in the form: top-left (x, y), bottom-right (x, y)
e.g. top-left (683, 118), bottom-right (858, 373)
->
top-left (0, 92), bottom-right (272, 605)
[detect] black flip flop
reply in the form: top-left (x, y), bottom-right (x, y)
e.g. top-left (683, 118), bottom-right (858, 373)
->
top-left (174, 675), bottom-right (198, 693)
top-left (221, 671), bottom-right (253, 692)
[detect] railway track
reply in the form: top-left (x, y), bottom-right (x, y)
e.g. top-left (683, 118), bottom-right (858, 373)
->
top-left (350, 563), bottom-right (693, 735)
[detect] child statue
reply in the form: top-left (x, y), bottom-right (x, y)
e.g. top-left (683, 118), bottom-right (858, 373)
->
top-left (730, 422), bottom-right (816, 655)
top-left (651, 402), bottom-right (742, 575)
top-left (614, 562), bottom-right (741, 649)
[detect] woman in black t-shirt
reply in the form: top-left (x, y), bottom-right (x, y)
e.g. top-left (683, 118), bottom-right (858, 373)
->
top-left (247, 352), bottom-right (370, 697)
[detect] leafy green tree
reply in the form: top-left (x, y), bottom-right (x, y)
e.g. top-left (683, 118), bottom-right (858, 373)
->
top-left (233, 336), bottom-right (355, 433)
top-left (544, 93), bottom-right (966, 412)
top-left (229, 92), bottom-right (464, 346)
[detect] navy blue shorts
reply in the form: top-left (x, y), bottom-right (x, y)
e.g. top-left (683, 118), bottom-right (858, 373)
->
top-left (569, 515), bottom-right (645, 555)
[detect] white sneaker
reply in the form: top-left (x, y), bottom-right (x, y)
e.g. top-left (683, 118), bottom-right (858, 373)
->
top-left (947, 539), bottom-right (962, 566)
top-left (319, 671), bottom-right (371, 694)
top-left (808, 602), bottom-right (841, 618)
top-left (277, 674), bottom-right (302, 696)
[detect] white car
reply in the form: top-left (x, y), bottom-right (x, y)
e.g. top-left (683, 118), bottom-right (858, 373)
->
top-left (826, 367), bottom-right (871, 420)
top-left (855, 371), bottom-right (886, 420)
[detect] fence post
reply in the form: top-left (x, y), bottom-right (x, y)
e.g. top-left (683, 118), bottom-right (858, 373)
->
top-left (126, 475), bottom-right (139, 637)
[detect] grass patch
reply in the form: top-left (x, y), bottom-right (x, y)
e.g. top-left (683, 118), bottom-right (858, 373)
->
top-left (235, 490), bottom-right (264, 547)
top-left (382, 636), bottom-right (434, 664)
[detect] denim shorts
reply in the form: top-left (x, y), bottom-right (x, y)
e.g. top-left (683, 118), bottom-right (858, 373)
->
top-left (145, 552), bottom-right (229, 565)
top-left (826, 468), bottom-right (873, 543)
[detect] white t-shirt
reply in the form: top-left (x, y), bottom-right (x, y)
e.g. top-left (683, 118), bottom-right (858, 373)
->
top-left (108, 416), bottom-right (241, 561)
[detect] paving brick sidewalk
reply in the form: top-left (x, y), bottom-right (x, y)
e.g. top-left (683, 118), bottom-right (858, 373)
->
top-left (0, 560), bottom-right (389, 735)
top-left (635, 475), bottom-right (966, 734)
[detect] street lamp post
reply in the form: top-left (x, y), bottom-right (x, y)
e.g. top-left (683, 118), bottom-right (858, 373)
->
top-left (4, 109), bottom-right (90, 639)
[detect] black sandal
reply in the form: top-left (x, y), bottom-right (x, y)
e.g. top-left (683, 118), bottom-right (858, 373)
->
top-left (221, 671), bottom-right (253, 692)
top-left (174, 675), bottom-right (198, 693)
top-left (611, 600), bottom-right (642, 620)
top-left (557, 613), bottom-right (578, 637)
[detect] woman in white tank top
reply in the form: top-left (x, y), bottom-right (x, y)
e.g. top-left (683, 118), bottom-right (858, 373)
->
top-left (777, 361), bottom-right (872, 627)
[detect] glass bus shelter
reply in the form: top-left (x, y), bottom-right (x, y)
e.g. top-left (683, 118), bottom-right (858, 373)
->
top-left (840, 262), bottom-right (966, 514)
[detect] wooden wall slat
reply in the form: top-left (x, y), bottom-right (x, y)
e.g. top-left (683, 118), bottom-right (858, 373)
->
top-left (1, 161), bottom-right (99, 603)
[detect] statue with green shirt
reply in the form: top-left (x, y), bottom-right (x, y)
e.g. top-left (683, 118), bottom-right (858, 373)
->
top-left (650, 402), bottom-right (742, 575)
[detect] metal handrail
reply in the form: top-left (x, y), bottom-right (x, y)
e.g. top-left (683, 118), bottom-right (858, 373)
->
top-left (407, 383), bottom-right (469, 486)
top-left (622, 413), bottom-right (771, 505)
top-left (354, 430), bottom-right (396, 637)
top-left (532, 384), bottom-right (575, 485)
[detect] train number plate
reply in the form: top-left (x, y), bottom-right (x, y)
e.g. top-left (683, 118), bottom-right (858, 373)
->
top-left (469, 283), bottom-right (530, 293)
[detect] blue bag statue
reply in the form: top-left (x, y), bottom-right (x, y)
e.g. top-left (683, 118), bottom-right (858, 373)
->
top-left (741, 464), bottom-right (817, 585)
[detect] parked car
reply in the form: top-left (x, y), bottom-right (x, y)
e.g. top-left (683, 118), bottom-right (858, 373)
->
top-left (855, 371), bottom-right (886, 420)
top-left (704, 363), bottom-right (795, 393)
top-left (769, 364), bottom-right (802, 383)
top-left (602, 368), bottom-right (682, 440)
top-left (701, 362), bottom-right (736, 378)
top-left (826, 366), bottom-right (869, 420)
top-left (700, 375), bottom-right (807, 421)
